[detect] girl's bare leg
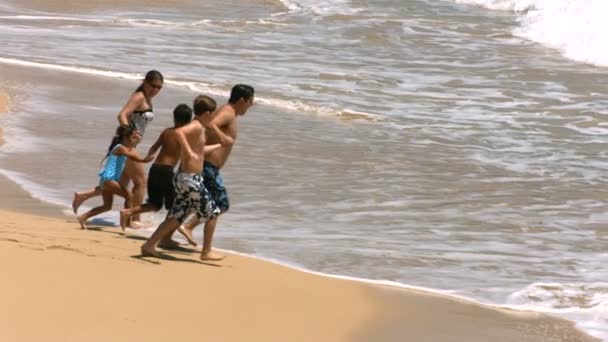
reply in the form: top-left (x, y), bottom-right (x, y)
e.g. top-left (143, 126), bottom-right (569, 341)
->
top-left (72, 186), bottom-right (102, 214)
top-left (78, 181), bottom-right (131, 230)
top-left (77, 189), bottom-right (114, 230)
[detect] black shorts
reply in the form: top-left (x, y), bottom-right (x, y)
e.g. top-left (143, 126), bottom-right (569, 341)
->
top-left (146, 164), bottom-right (175, 210)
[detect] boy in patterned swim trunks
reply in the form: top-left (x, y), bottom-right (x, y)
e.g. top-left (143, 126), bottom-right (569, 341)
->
top-left (178, 84), bottom-right (254, 261)
top-left (119, 104), bottom-right (193, 246)
top-left (141, 95), bottom-right (228, 259)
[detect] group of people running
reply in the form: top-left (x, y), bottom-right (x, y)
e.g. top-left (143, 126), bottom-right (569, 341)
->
top-left (71, 70), bottom-right (255, 261)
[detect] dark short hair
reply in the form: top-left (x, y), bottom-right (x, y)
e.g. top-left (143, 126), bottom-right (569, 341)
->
top-left (193, 95), bottom-right (217, 116)
top-left (228, 84), bottom-right (254, 104)
top-left (173, 104), bottom-right (192, 124)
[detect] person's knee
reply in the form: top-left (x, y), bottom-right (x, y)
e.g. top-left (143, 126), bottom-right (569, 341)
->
top-left (133, 177), bottom-right (146, 188)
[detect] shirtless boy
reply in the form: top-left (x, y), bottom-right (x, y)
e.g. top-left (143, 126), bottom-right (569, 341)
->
top-left (179, 84), bottom-right (255, 261)
top-left (119, 104), bottom-right (192, 246)
top-left (140, 95), bottom-right (226, 259)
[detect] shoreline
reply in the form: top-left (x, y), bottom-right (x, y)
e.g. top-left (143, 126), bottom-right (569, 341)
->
top-left (0, 208), bottom-right (599, 342)
top-left (0, 90), bottom-right (6, 145)
top-left (0, 84), bottom-right (600, 341)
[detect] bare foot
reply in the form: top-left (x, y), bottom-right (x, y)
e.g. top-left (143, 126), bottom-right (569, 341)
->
top-left (77, 215), bottom-right (88, 230)
top-left (72, 192), bottom-right (85, 214)
top-left (158, 239), bottom-right (183, 250)
top-left (119, 210), bottom-right (129, 232)
top-left (177, 225), bottom-right (197, 246)
top-left (201, 251), bottom-right (225, 261)
top-left (129, 221), bottom-right (145, 229)
top-left (141, 244), bottom-right (161, 258)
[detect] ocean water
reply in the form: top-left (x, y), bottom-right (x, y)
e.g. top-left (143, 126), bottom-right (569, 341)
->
top-left (1, 0), bottom-right (607, 338)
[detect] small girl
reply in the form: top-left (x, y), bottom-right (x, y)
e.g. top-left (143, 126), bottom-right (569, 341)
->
top-left (74, 126), bottom-right (153, 230)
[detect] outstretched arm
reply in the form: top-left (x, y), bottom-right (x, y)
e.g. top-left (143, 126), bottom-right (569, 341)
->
top-left (117, 92), bottom-right (145, 127)
top-left (203, 143), bottom-right (222, 155)
top-left (115, 146), bottom-right (153, 163)
top-left (145, 130), bottom-right (165, 160)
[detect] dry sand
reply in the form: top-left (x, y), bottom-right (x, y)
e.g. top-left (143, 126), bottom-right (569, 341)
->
top-left (0, 207), bottom-right (599, 342)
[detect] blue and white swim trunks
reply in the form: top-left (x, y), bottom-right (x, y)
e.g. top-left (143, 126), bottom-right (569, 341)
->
top-left (168, 170), bottom-right (220, 223)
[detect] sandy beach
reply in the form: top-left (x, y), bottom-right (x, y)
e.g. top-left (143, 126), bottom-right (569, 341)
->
top-left (0, 0), bottom-right (603, 337)
top-left (0, 206), bottom-right (599, 342)
top-left (0, 87), bottom-right (599, 341)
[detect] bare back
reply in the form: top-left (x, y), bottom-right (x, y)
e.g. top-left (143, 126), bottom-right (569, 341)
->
top-left (206, 104), bottom-right (238, 169)
top-left (176, 120), bottom-right (206, 174)
top-left (154, 128), bottom-right (181, 167)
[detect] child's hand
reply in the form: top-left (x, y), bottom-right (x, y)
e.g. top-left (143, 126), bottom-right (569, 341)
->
top-left (188, 151), bottom-right (198, 161)
top-left (221, 135), bottom-right (234, 146)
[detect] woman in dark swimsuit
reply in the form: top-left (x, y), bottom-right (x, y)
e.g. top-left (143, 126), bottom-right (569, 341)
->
top-left (72, 70), bottom-right (164, 228)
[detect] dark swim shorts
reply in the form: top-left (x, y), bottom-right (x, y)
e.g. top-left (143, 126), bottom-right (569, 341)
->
top-left (146, 164), bottom-right (175, 210)
top-left (203, 161), bottom-right (230, 213)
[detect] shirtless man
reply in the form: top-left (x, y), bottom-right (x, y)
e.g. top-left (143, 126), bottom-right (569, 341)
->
top-left (119, 104), bottom-right (192, 247)
top-left (140, 95), bottom-right (225, 258)
top-left (178, 84), bottom-right (255, 261)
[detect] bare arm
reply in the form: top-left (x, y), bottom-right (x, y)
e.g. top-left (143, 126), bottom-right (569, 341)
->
top-left (114, 146), bottom-right (153, 163)
top-left (117, 92), bottom-right (145, 127)
top-left (203, 143), bottom-right (222, 155)
top-left (145, 130), bottom-right (165, 160)
top-left (207, 109), bottom-right (235, 146)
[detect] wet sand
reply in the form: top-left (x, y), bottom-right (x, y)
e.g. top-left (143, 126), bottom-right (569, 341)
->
top-left (0, 92), bottom-right (6, 145)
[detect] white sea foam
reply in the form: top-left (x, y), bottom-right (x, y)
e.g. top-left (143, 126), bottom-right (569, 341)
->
top-left (452, 0), bottom-right (534, 12)
top-left (452, 0), bottom-right (608, 67)
top-left (276, 0), bottom-right (362, 16)
top-left (507, 282), bottom-right (608, 341)
top-left (0, 15), bottom-right (105, 22)
top-left (0, 169), bottom-right (70, 209)
top-left (0, 123), bottom-right (47, 153)
top-left (0, 57), bottom-right (142, 80)
top-left (515, 1), bottom-right (608, 67)
top-left (0, 14), bottom-right (281, 28)
top-left (0, 57), bottom-right (376, 120)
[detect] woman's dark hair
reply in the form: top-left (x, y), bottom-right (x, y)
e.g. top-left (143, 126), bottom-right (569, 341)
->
top-left (228, 84), bottom-right (254, 104)
top-left (102, 125), bottom-right (135, 162)
top-left (136, 70), bottom-right (164, 92)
